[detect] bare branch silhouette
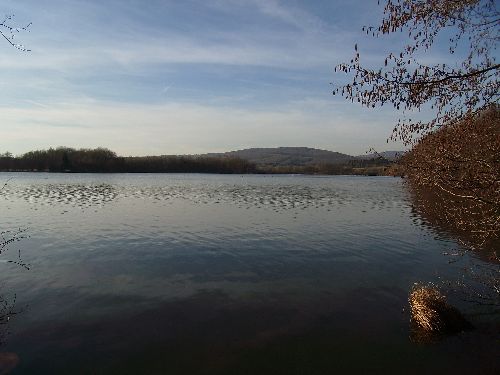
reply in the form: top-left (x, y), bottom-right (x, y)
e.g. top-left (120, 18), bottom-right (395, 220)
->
top-left (0, 14), bottom-right (31, 51)
top-left (333, 0), bottom-right (499, 145)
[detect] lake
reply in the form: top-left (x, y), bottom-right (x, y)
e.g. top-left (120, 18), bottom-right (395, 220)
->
top-left (0, 173), bottom-right (498, 374)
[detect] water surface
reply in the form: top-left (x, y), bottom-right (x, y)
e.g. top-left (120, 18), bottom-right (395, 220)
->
top-left (0, 173), bottom-right (497, 374)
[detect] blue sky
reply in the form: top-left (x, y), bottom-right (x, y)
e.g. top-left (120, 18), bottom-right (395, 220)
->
top-left (0, 0), bottom-right (419, 156)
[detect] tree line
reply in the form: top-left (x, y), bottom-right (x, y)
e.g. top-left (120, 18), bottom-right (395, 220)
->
top-left (259, 158), bottom-right (391, 176)
top-left (0, 147), bottom-right (257, 174)
top-left (0, 147), bottom-right (392, 175)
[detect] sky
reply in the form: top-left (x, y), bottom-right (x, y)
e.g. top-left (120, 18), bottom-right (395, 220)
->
top-left (0, 0), bottom-right (426, 156)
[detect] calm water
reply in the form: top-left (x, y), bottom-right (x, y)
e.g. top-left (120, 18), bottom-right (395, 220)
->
top-left (0, 173), bottom-right (498, 374)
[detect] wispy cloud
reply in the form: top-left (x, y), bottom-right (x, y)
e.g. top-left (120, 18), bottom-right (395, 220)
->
top-left (23, 99), bottom-right (49, 108)
top-left (161, 84), bottom-right (172, 94)
top-left (210, 0), bottom-right (328, 32)
top-left (0, 0), bottom-right (411, 155)
top-left (0, 98), bottom-right (401, 156)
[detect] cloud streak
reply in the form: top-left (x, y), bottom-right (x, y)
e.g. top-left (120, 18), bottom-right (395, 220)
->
top-left (0, 0), bottom-right (412, 155)
top-left (0, 99), bottom-right (399, 156)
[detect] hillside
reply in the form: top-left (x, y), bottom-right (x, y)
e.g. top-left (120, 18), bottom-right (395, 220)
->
top-left (206, 147), bottom-right (355, 166)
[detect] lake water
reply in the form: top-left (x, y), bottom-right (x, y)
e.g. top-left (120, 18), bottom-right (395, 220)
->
top-left (0, 173), bottom-right (498, 374)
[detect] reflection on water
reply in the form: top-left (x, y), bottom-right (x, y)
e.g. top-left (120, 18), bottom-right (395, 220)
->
top-left (3, 184), bottom-right (117, 209)
top-left (407, 183), bottom-right (500, 257)
top-left (0, 173), bottom-right (498, 374)
top-left (0, 294), bottom-right (14, 346)
top-left (1, 174), bottom-right (402, 214)
top-left (407, 183), bottom-right (500, 311)
top-left (5, 181), bottom-right (358, 212)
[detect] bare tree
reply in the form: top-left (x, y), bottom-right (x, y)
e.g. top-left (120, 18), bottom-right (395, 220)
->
top-left (401, 108), bottom-right (500, 248)
top-left (333, 0), bottom-right (500, 319)
top-left (400, 108), bottom-right (499, 308)
top-left (0, 14), bottom-right (31, 51)
top-left (0, 13), bottom-right (31, 354)
top-left (0, 180), bottom-right (29, 270)
top-left (0, 230), bottom-right (29, 270)
top-left (334, 1), bottom-right (499, 245)
top-left (0, 11), bottom-right (32, 267)
top-left (333, 0), bottom-right (499, 145)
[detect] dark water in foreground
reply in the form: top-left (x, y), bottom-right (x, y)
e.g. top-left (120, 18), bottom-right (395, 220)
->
top-left (0, 173), bottom-right (498, 374)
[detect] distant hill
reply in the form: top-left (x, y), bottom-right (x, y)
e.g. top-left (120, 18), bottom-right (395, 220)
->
top-left (206, 147), bottom-right (355, 166)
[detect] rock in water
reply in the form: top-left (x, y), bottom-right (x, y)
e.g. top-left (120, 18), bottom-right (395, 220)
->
top-left (409, 284), bottom-right (472, 341)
